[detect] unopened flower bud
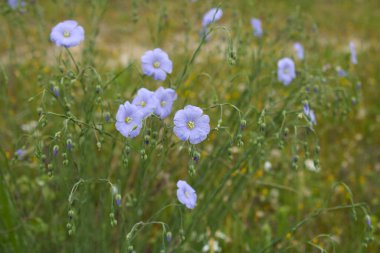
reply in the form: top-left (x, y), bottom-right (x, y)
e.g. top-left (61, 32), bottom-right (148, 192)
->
top-left (188, 164), bottom-right (195, 176)
top-left (217, 119), bottom-right (222, 129)
top-left (260, 123), bottom-right (266, 131)
top-left (52, 85), bottom-right (59, 97)
top-left (37, 107), bottom-right (43, 115)
top-left (96, 85), bottom-right (101, 94)
top-left (53, 145), bottom-right (59, 156)
top-left (166, 231), bottom-right (172, 242)
top-left (284, 128), bottom-right (289, 137)
top-left (144, 135), bottom-right (150, 145)
top-left (124, 145), bottom-right (131, 154)
top-left (365, 215), bottom-right (372, 228)
top-left (240, 119), bottom-right (247, 130)
top-left (66, 139), bottom-right (73, 151)
top-left (115, 194), bottom-right (121, 206)
top-left (67, 70), bottom-right (75, 79)
top-left (193, 152), bottom-right (200, 163)
top-left (179, 229), bottom-right (185, 241)
top-left (227, 47), bottom-right (237, 65)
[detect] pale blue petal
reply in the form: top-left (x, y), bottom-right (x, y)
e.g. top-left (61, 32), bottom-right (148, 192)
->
top-left (173, 125), bottom-right (191, 141)
top-left (153, 69), bottom-right (167, 81)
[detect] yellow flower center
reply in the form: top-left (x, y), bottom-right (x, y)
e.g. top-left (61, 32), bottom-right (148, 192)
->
top-left (124, 117), bottom-right (132, 123)
top-left (63, 31), bottom-right (70, 38)
top-left (160, 101), bottom-right (166, 107)
top-left (153, 61), bottom-right (160, 68)
top-left (141, 101), bottom-right (146, 107)
top-left (187, 121), bottom-right (195, 130)
top-left (185, 191), bottom-right (189, 198)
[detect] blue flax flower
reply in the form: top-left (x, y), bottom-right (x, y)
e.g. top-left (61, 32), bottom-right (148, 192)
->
top-left (141, 48), bottom-right (172, 81)
top-left (293, 42), bottom-right (304, 60)
top-left (177, 180), bottom-right (197, 209)
top-left (8, 0), bottom-right (25, 9)
top-left (277, 57), bottom-right (296, 86)
top-left (173, 105), bottom-right (210, 144)
top-left (303, 103), bottom-right (316, 125)
top-left (303, 103), bottom-right (310, 116)
top-left (202, 8), bottom-right (223, 27)
top-left (50, 20), bottom-right (84, 48)
top-left (154, 87), bottom-right (177, 119)
top-left (15, 149), bottom-right (26, 160)
top-left (250, 18), bottom-right (263, 37)
top-left (309, 110), bottom-right (316, 125)
top-left (115, 101), bottom-right (144, 138)
top-left (349, 41), bottom-right (358, 65)
top-left (132, 88), bottom-right (158, 118)
top-left (304, 107), bottom-right (317, 125)
top-left (51, 85), bottom-right (59, 97)
top-left (337, 67), bottom-right (347, 77)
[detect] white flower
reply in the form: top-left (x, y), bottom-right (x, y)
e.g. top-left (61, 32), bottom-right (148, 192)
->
top-left (305, 159), bottom-right (320, 172)
top-left (202, 239), bottom-right (221, 252)
top-left (264, 161), bottom-right (272, 171)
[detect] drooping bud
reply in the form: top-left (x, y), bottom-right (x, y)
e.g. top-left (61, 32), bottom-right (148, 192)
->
top-left (51, 85), bottom-right (59, 97)
top-left (217, 119), bottom-right (222, 130)
top-left (144, 135), bottom-right (150, 145)
top-left (284, 128), bottom-right (289, 137)
top-left (96, 85), bottom-right (102, 94)
top-left (68, 209), bottom-right (75, 219)
top-left (105, 112), bottom-right (111, 122)
top-left (166, 231), bottom-right (172, 242)
top-left (66, 139), bottom-right (73, 151)
top-left (115, 194), bottom-right (122, 206)
top-left (128, 245), bottom-right (134, 252)
top-left (193, 151), bottom-right (200, 163)
top-left (365, 215), bottom-right (372, 228)
top-left (240, 119), bottom-right (247, 130)
top-left (53, 145), bottom-right (59, 157)
top-left (188, 164), bottom-right (195, 177)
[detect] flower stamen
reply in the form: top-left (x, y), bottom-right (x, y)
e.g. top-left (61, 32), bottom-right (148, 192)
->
top-left (160, 100), bottom-right (166, 107)
top-left (124, 117), bottom-right (132, 123)
top-left (187, 121), bottom-right (195, 130)
top-left (141, 101), bottom-right (146, 107)
top-left (153, 61), bottom-right (160, 68)
top-left (63, 31), bottom-right (70, 38)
